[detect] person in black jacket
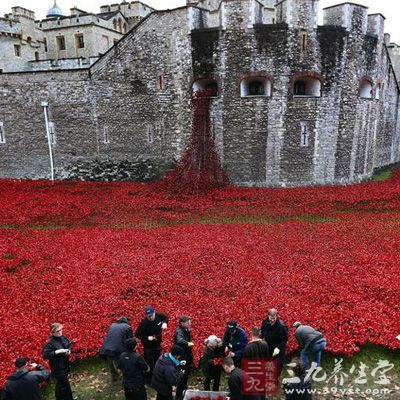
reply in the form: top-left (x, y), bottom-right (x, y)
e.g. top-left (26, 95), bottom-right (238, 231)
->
top-left (118, 338), bottom-right (149, 400)
top-left (173, 315), bottom-right (194, 400)
top-left (3, 357), bottom-right (50, 400)
top-left (201, 335), bottom-right (224, 391)
top-left (222, 357), bottom-right (247, 400)
top-left (242, 327), bottom-right (269, 360)
top-left (151, 345), bottom-right (185, 400)
top-left (283, 358), bottom-right (312, 400)
top-left (223, 320), bottom-right (248, 368)
top-left (261, 309), bottom-right (288, 375)
top-left (100, 316), bottom-right (133, 382)
top-left (42, 322), bottom-right (74, 400)
top-left (135, 306), bottom-right (168, 384)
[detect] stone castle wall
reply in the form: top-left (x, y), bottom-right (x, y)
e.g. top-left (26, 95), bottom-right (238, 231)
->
top-left (0, 0), bottom-right (399, 186)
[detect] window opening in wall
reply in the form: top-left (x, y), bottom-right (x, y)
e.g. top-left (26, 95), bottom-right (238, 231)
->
top-left (43, 38), bottom-right (48, 52)
top-left (103, 126), bottom-right (109, 144)
top-left (113, 19), bottom-right (117, 30)
top-left (272, 18), bottom-right (276, 24)
top-left (14, 44), bottom-right (21, 57)
top-left (0, 122), bottom-right (5, 144)
top-left (293, 77), bottom-right (321, 97)
top-left (49, 122), bottom-right (56, 145)
top-left (300, 31), bottom-right (308, 52)
top-left (35, 51), bottom-right (39, 61)
top-left (147, 125), bottom-right (153, 143)
top-left (157, 75), bottom-right (165, 90)
top-left (27, 36), bottom-right (32, 43)
top-left (241, 77), bottom-right (272, 97)
top-left (294, 80), bottom-right (306, 95)
top-left (192, 79), bottom-right (218, 97)
top-left (75, 34), bottom-right (85, 49)
top-left (359, 79), bottom-right (373, 99)
top-left (57, 36), bottom-right (66, 51)
top-left (300, 122), bottom-right (309, 147)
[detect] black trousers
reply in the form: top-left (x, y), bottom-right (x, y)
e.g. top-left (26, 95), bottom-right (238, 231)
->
top-left (143, 347), bottom-right (161, 383)
top-left (124, 386), bottom-right (148, 400)
top-left (55, 375), bottom-right (73, 400)
top-left (176, 366), bottom-right (191, 400)
top-left (204, 366), bottom-right (221, 391)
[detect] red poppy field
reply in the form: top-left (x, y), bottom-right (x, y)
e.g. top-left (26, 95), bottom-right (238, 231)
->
top-left (0, 174), bottom-right (400, 386)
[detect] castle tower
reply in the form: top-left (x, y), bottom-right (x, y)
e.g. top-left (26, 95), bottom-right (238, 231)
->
top-left (276, 0), bottom-right (319, 30)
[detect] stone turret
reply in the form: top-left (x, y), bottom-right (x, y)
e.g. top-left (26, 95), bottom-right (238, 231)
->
top-left (276, 0), bottom-right (319, 30)
top-left (323, 2), bottom-right (368, 34)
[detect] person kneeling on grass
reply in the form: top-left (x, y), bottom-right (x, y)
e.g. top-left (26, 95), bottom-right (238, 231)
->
top-left (151, 345), bottom-right (185, 400)
top-left (118, 338), bottom-right (150, 400)
top-left (282, 358), bottom-right (312, 400)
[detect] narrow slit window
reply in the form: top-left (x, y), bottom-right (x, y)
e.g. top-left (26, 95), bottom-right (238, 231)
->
top-left (157, 75), bottom-right (164, 90)
top-left (0, 122), bottom-right (5, 144)
top-left (147, 125), bottom-right (153, 143)
top-left (301, 32), bottom-right (308, 52)
top-left (103, 126), bottom-right (110, 144)
top-left (300, 122), bottom-right (309, 147)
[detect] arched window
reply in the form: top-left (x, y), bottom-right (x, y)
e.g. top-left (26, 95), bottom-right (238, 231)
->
top-left (34, 51), bottom-right (39, 61)
top-left (192, 79), bottom-right (218, 97)
top-left (240, 76), bottom-right (272, 97)
top-left (113, 19), bottom-right (117, 31)
top-left (359, 79), bottom-right (373, 99)
top-left (123, 23), bottom-right (127, 33)
top-left (118, 18), bottom-right (122, 32)
top-left (293, 76), bottom-right (321, 97)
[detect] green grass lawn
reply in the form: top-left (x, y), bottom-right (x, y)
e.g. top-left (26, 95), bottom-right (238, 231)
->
top-left (41, 346), bottom-right (400, 400)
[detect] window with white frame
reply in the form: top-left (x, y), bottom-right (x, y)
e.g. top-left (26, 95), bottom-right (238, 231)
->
top-left (103, 126), bottom-right (110, 144)
top-left (49, 122), bottom-right (56, 145)
top-left (300, 122), bottom-right (309, 147)
top-left (0, 122), bottom-right (5, 144)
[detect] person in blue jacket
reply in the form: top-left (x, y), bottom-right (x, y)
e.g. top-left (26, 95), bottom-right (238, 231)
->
top-left (222, 320), bottom-right (248, 367)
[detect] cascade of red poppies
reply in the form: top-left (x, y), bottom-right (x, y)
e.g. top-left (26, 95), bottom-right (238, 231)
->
top-left (155, 89), bottom-right (229, 194)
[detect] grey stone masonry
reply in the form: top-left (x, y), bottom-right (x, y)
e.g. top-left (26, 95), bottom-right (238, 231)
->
top-left (0, 0), bottom-right (400, 186)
